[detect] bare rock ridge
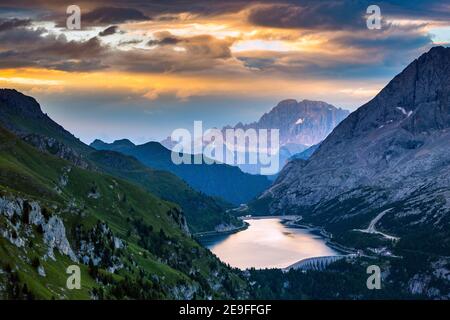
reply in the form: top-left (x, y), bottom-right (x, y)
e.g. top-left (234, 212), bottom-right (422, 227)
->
top-left (226, 99), bottom-right (349, 147)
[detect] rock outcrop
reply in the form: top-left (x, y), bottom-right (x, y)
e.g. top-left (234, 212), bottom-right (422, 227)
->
top-left (0, 196), bottom-right (78, 261)
top-left (23, 134), bottom-right (90, 169)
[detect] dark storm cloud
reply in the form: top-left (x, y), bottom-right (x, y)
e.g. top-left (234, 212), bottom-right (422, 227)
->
top-left (118, 39), bottom-right (142, 46)
top-left (3, 0), bottom-right (449, 23)
top-left (247, 0), bottom-right (449, 30)
top-left (0, 25), bottom-right (109, 71)
top-left (80, 0), bottom-right (254, 18)
top-left (248, 1), bottom-right (369, 30)
top-left (37, 36), bottom-right (106, 60)
top-left (0, 9), bottom-right (109, 72)
top-left (146, 31), bottom-right (233, 58)
top-left (1, 1), bottom-right (447, 30)
top-left (115, 33), bottom-right (238, 74)
top-left (333, 30), bottom-right (432, 51)
top-left (143, 31), bottom-right (234, 65)
top-left (147, 36), bottom-right (180, 47)
top-left (376, 0), bottom-right (450, 22)
top-left (0, 0), bottom-right (445, 79)
top-left (83, 7), bottom-right (149, 25)
top-left (98, 25), bottom-right (119, 37)
top-left (0, 17), bottom-right (238, 74)
top-left (0, 18), bottom-right (31, 31)
top-left (0, 0), bottom-right (255, 18)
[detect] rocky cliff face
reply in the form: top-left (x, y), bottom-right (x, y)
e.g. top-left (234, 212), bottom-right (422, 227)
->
top-left (261, 47), bottom-right (450, 241)
top-left (228, 99), bottom-right (349, 147)
top-left (23, 133), bottom-right (91, 169)
top-left (0, 196), bottom-right (78, 262)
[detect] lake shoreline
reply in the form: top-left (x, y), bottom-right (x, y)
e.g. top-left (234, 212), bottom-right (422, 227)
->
top-left (199, 216), bottom-right (342, 270)
top-left (282, 218), bottom-right (357, 255)
top-left (194, 221), bottom-right (249, 239)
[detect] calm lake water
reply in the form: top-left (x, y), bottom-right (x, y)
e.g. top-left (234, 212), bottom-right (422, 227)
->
top-left (200, 218), bottom-right (338, 270)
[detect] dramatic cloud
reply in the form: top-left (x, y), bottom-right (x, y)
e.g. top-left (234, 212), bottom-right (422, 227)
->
top-left (0, 0), bottom-right (254, 19)
top-left (113, 35), bottom-right (240, 74)
top-left (0, 18), bottom-right (31, 31)
top-left (2, 0), bottom-right (448, 26)
top-left (0, 25), bottom-right (109, 71)
top-left (147, 32), bottom-right (181, 46)
top-left (248, 2), bottom-right (368, 30)
top-left (98, 25), bottom-right (119, 36)
top-left (248, 0), bottom-right (449, 30)
top-left (0, 0), bottom-right (448, 143)
top-left (0, 1), bottom-right (445, 77)
top-left (83, 7), bottom-right (149, 25)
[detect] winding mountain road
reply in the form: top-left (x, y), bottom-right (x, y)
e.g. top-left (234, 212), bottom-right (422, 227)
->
top-left (354, 209), bottom-right (399, 241)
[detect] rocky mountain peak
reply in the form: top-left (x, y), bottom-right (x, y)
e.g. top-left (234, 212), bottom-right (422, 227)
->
top-left (262, 46), bottom-right (450, 214)
top-left (245, 98), bottom-right (349, 146)
top-left (325, 46), bottom-right (450, 144)
top-left (0, 89), bottom-right (44, 120)
top-left (0, 88), bottom-right (91, 155)
top-left (91, 138), bottom-right (106, 146)
top-left (112, 139), bottom-right (135, 147)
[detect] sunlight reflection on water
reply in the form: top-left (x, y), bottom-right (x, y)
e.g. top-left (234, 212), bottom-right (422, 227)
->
top-left (201, 218), bottom-right (338, 270)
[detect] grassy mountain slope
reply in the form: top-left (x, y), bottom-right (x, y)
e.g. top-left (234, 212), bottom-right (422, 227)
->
top-left (0, 125), bottom-right (248, 299)
top-left (88, 150), bottom-right (239, 233)
top-left (0, 89), bottom-right (238, 233)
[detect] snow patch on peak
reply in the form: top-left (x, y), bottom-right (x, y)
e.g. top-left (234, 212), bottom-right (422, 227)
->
top-left (295, 118), bottom-right (304, 125)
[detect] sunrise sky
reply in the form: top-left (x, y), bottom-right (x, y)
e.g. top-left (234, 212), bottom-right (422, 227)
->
top-left (0, 0), bottom-right (449, 143)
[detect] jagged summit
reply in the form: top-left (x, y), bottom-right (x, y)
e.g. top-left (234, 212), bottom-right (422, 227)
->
top-left (322, 46), bottom-right (450, 144)
top-left (0, 88), bottom-right (44, 119)
top-left (227, 99), bottom-right (349, 147)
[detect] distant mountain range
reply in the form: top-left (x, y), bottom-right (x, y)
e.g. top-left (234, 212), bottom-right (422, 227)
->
top-left (161, 99), bottom-right (349, 175)
top-left (90, 139), bottom-right (271, 205)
